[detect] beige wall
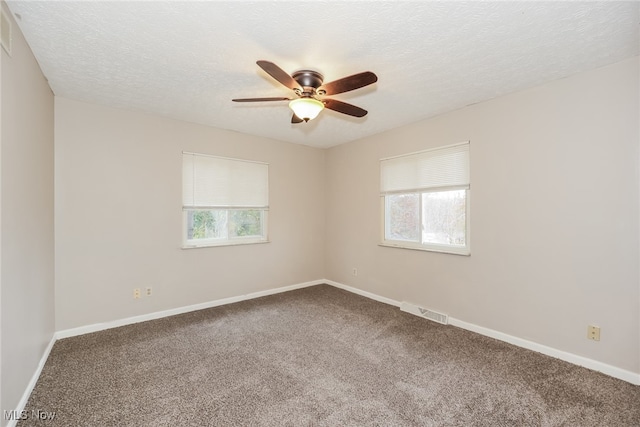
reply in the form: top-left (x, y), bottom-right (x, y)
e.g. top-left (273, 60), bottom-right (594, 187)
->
top-left (55, 57), bottom-right (640, 376)
top-left (0, 2), bottom-right (55, 422)
top-left (4, 21), bottom-right (638, 409)
top-left (325, 57), bottom-right (640, 373)
top-left (54, 98), bottom-right (325, 330)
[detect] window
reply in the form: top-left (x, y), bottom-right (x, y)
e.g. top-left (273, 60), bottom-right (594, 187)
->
top-left (182, 152), bottom-right (268, 248)
top-left (380, 142), bottom-right (470, 255)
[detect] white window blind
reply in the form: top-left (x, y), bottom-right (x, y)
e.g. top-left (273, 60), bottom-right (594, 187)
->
top-left (380, 142), bottom-right (469, 194)
top-left (182, 152), bottom-right (269, 209)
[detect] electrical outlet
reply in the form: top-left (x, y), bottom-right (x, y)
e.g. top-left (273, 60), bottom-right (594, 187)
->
top-left (133, 288), bottom-right (141, 299)
top-left (352, 268), bottom-right (358, 276)
top-left (146, 287), bottom-right (152, 297)
top-left (587, 325), bottom-right (600, 341)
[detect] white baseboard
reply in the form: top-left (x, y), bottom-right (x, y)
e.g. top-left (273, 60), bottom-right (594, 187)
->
top-left (325, 280), bottom-right (401, 307)
top-left (324, 280), bottom-right (640, 386)
top-left (56, 279), bottom-right (324, 340)
top-left (25, 275), bottom-right (638, 422)
top-left (447, 317), bottom-right (640, 386)
top-left (6, 335), bottom-right (57, 427)
top-left (13, 279), bottom-right (323, 425)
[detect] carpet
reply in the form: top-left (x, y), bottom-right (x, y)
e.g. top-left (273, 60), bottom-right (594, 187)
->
top-left (17, 284), bottom-right (640, 426)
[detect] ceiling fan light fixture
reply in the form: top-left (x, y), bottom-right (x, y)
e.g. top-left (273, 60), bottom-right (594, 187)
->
top-left (289, 97), bottom-right (324, 122)
top-left (233, 61), bottom-right (376, 123)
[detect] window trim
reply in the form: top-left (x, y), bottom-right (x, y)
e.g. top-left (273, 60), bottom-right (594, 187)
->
top-left (182, 208), bottom-right (269, 249)
top-left (182, 152), bottom-right (269, 249)
top-left (379, 142), bottom-right (470, 256)
top-left (379, 189), bottom-right (470, 256)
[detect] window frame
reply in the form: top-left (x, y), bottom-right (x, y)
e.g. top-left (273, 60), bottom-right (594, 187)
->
top-left (182, 208), bottom-right (269, 249)
top-left (182, 152), bottom-right (269, 249)
top-left (379, 187), bottom-right (470, 256)
top-left (379, 142), bottom-right (470, 256)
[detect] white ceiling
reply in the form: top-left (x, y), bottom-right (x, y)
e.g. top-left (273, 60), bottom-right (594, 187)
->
top-left (6, 1), bottom-right (639, 149)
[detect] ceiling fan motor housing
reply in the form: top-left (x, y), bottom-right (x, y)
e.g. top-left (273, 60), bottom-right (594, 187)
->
top-left (232, 60), bottom-right (375, 121)
top-left (292, 70), bottom-right (324, 95)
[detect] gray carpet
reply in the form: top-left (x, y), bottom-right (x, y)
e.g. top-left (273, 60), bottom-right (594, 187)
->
top-left (18, 284), bottom-right (640, 426)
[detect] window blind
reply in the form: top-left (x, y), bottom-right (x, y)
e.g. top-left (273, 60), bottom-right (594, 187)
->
top-left (182, 152), bottom-right (269, 209)
top-left (380, 142), bottom-right (469, 194)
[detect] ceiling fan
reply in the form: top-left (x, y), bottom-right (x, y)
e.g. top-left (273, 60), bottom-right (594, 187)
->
top-left (232, 60), bottom-right (378, 123)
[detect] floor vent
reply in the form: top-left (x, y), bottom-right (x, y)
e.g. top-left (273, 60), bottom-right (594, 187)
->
top-left (400, 302), bottom-right (449, 325)
top-left (1, 9), bottom-right (11, 56)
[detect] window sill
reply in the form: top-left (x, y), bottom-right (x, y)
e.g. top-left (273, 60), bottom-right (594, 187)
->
top-left (378, 242), bottom-right (470, 256)
top-left (182, 240), bottom-right (270, 249)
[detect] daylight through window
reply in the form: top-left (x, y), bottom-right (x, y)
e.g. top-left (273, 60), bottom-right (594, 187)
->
top-left (380, 142), bottom-right (470, 255)
top-left (182, 152), bottom-right (269, 248)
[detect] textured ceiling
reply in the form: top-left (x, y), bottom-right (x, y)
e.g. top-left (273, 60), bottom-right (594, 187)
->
top-left (6, 1), bottom-right (639, 148)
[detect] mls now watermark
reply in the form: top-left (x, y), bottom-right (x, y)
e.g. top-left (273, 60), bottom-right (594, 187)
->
top-left (4, 409), bottom-right (56, 421)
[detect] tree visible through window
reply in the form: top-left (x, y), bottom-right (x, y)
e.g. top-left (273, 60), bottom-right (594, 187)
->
top-left (182, 152), bottom-right (268, 248)
top-left (422, 189), bottom-right (466, 246)
top-left (386, 193), bottom-right (420, 242)
top-left (187, 209), bottom-right (263, 241)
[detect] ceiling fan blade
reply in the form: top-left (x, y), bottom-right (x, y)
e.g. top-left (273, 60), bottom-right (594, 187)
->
top-left (232, 97), bottom-right (291, 102)
top-left (257, 60), bottom-right (302, 92)
top-left (291, 114), bottom-right (304, 124)
top-left (323, 99), bottom-right (368, 117)
top-left (318, 71), bottom-right (377, 96)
